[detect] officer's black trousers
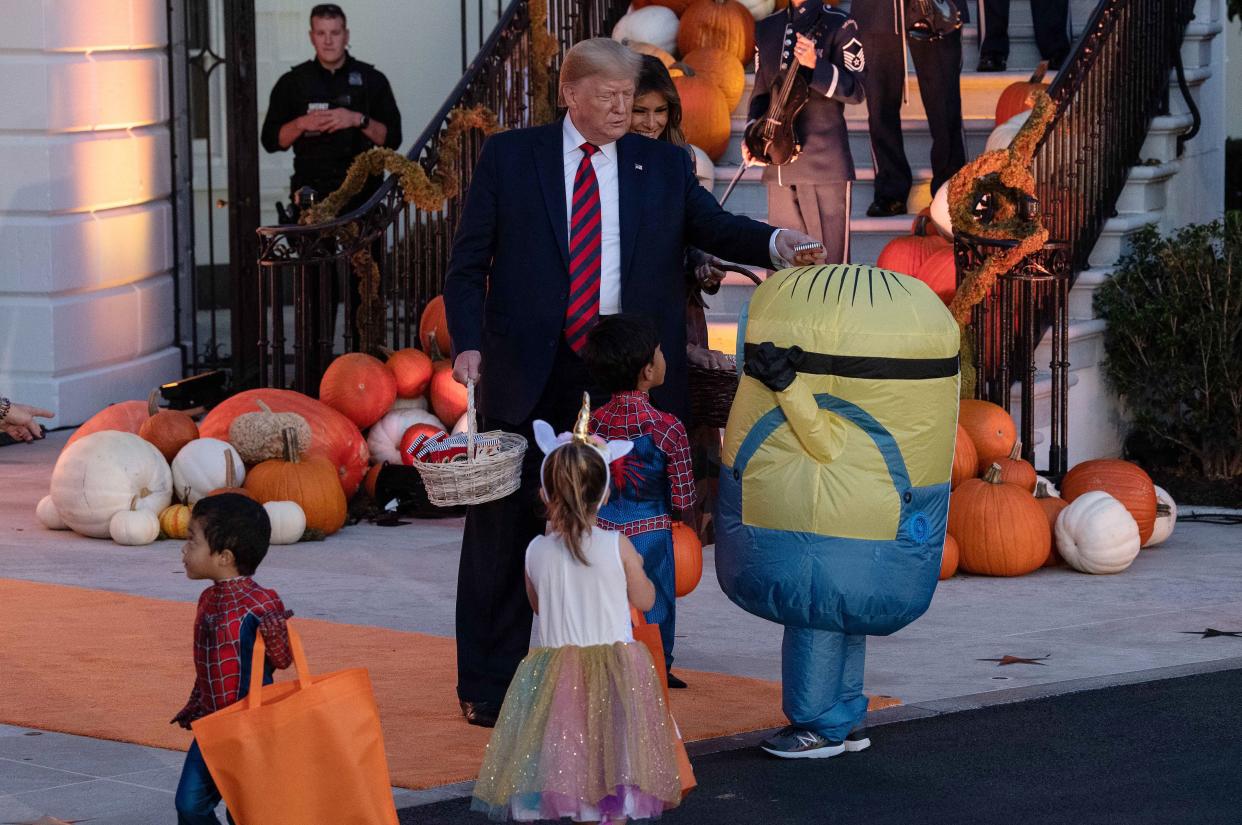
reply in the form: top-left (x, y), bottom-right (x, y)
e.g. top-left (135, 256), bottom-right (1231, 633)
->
top-left (860, 29), bottom-right (967, 203)
top-left (978, 0), bottom-right (1071, 65)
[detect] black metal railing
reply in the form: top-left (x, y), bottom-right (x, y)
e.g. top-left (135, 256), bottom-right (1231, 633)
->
top-left (255, 0), bottom-right (628, 392)
top-left (962, 0), bottom-right (1200, 474)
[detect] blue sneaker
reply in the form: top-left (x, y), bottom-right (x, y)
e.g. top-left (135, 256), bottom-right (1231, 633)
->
top-left (760, 726), bottom-right (845, 759)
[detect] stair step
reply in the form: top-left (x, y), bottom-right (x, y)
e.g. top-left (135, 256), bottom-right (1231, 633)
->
top-left (711, 164), bottom-right (937, 217)
top-left (1068, 267), bottom-right (1114, 321)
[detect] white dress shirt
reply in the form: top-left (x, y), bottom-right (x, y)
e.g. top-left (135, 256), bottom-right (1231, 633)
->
top-left (562, 116), bottom-right (791, 311)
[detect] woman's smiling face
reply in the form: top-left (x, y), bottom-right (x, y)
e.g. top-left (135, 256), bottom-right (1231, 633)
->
top-left (630, 91), bottom-right (670, 140)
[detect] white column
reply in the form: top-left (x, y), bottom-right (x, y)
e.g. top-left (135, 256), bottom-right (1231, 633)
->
top-left (0, 0), bottom-right (182, 428)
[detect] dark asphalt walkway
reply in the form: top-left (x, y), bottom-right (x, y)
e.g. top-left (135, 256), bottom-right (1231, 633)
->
top-left (400, 668), bottom-right (1242, 824)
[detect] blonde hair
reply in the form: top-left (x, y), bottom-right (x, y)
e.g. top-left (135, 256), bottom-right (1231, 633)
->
top-left (558, 38), bottom-right (643, 106)
top-left (541, 442), bottom-right (608, 565)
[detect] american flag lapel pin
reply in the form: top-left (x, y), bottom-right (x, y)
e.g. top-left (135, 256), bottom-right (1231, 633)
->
top-left (634, 163), bottom-right (643, 171)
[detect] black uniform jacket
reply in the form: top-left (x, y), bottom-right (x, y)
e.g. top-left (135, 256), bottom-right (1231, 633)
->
top-left (747, 3), bottom-right (867, 185)
top-left (261, 53), bottom-right (402, 196)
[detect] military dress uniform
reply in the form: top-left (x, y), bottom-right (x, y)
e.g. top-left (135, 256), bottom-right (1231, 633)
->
top-left (850, 0), bottom-right (968, 215)
top-left (748, 3), bottom-right (866, 264)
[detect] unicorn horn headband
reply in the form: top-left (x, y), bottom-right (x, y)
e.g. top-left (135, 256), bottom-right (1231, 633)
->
top-left (534, 393), bottom-right (633, 503)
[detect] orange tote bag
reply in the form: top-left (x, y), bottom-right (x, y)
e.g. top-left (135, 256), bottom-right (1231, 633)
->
top-left (630, 606), bottom-right (697, 798)
top-left (191, 623), bottom-right (399, 825)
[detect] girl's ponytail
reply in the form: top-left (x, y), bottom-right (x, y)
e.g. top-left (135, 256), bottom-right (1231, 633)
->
top-left (541, 442), bottom-right (608, 564)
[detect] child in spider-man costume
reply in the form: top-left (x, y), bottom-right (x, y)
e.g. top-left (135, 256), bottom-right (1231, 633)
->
top-left (584, 314), bottom-right (696, 690)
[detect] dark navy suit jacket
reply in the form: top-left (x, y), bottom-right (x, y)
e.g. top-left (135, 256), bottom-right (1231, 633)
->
top-left (443, 120), bottom-right (776, 425)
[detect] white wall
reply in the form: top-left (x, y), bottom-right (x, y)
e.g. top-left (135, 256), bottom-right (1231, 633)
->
top-left (1227, 9), bottom-right (1241, 138)
top-left (0, 0), bottom-right (182, 428)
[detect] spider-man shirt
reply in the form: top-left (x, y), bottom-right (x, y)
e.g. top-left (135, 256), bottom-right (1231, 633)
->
top-left (174, 577), bottom-right (293, 725)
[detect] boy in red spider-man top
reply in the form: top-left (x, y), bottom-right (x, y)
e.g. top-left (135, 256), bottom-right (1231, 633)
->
top-left (584, 314), bottom-right (695, 691)
top-left (170, 493), bottom-right (293, 825)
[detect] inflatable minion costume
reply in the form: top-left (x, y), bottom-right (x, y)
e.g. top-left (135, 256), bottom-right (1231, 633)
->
top-left (715, 264), bottom-right (960, 757)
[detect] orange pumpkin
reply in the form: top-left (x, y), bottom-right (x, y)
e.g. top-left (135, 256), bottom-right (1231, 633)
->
top-left (319, 353), bottom-right (397, 430)
top-left (939, 533), bottom-right (959, 579)
top-left (138, 390), bottom-right (199, 462)
top-left (672, 522), bottom-right (704, 596)
top-left (381, 347), bottom-right (434, 399)
top-left (244, 428), bottom-right (348, 535)
top-left (678, 0), bottom-right (755, 65)
top-left (995, 62), bottom-right (1050, 126)
top-left (419, 296), bottom-right (452, 359)
top-left (673, 65), bottom-right (732, 161)
top-left (1059, 458), bottom-right (1158, 546)
top-left (995, 441), bottom-right (1037, 492)
top-left (429, 366), bottom-right (469, 428)
top-left (1034, 480), bottom-right (1067, 566)
top-left (680, 48), bottom-right (745, 110)
top-left (911, 246), bottom-right (958, 305)
top-left (949, 463), bottom-right (1050, 577)
top-left (951, 424), bottom-right (977, 490)
top-left (65, 399), bottom-right (149, 447)
top-left (399, 423), bottom-right (448, 466)
top-left (876, 233), bottom-right (949, 278)
top-left (199, 389), bottom-right (369, 498)
top-left (958, 399), bottom-right (1017, 473)
top-left (620, 38), bottom-right (677, 68)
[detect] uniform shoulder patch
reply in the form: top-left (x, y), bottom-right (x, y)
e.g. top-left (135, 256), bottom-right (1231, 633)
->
top-left (823, 4), bottom-right (847, 14)
top-left (841, 36), bottom-right (865, 73)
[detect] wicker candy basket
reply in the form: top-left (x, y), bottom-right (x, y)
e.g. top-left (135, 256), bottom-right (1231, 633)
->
top-left (687, 265), bottom-right (761, 429)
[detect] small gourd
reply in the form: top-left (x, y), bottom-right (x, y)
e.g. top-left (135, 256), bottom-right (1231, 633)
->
top-left (1055, 491), bottom-right (1141, 574)
top-left (995, 441), bottom-right (1037, 492)
top-left (36, 495), bottom-right (69, 530)
top-left (264, 501), bottom-right (307, 545)
top-left (159, 489), bottom-right (193, 540)
top-left (228, 400), bottom-right (311, 464)
top-left (138, 389), bottom-right (199, 462)
top-left (110, 491), bottom-right (162, 546)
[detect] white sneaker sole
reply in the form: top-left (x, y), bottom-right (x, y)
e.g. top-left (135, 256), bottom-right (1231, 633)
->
top-left (844, 736), bottom-right (871, 753)
top-left (761, 742), bottom-right (846, 760)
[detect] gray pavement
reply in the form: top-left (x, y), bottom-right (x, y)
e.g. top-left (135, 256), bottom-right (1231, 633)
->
top-left (3, 429), bottom-right (1242, 821)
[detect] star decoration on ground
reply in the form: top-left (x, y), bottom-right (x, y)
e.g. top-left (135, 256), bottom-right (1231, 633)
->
top-left (978, 655), bottom-right (1050, 666)
top-left (1180, 628), bottom-right (1242, 638)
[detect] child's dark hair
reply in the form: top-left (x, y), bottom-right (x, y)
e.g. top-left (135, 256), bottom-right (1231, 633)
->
top-left (191, 494), bottom-right (272, 576)
top-left (583, 313), bottom-right (659, 394)
top-left (542, 442), bottom-right (608, 565)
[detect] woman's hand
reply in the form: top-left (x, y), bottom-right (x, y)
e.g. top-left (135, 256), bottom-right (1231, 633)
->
top-left (695, 258), bottom-right (729, 293)
top-left (1, 401), bottom-right (52, 442)
top-left (687, 344), bottom-right (733, 371)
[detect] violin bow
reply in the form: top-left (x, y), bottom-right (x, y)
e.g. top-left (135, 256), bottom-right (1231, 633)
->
top-left (718, 161), bottom-right (750, 208)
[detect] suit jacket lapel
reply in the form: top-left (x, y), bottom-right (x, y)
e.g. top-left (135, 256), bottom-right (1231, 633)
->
top-left (534, 123), bottom-right (570, 273)
top-left (617, 135), bottom-right (642, 286)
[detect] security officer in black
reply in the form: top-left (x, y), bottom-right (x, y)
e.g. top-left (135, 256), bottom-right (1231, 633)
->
top-left (977, 0), bottom-right (1070, 71)
top-left (850, 0), bottom-right (967, 217)
top-left (744, 1), bottom-right (866, 264)
top-left (261, 3), bottom-right (402, 207)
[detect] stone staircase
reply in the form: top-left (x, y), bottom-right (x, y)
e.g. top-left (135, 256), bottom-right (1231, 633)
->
top-left (702, 0), bottom-right (1223, 467)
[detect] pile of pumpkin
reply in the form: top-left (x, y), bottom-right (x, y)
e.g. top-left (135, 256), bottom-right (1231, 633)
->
top-left (612, 0), bottom-right (776, 169)
top-left (35, 298), bottom-right (467, 548)
top-left (940, 399), bottom-right (1177, 579)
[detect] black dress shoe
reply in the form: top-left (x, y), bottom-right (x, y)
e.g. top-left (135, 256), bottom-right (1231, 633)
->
top-left (977, 54), bottom-right (1007, 72)
top-left (667, 672), bottom-right (688, 689)
top-left (459, 700), bottom-right (500, 728)
top-left (866, 198), bottom-right (906, 218)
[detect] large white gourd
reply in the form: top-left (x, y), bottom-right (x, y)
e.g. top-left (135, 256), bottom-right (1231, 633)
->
top-left (1055, 490), bottom-right (1141, 574)
top-left (172, 438), bottom-right (246, 504)
top-left (611, 7), bottom-right (679, 55)
top-left (50, 431), bottom-right (173, 538)
top-left (367, 408), bottom-right (445, 465)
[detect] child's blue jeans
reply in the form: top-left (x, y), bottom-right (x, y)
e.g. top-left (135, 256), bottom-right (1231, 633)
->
top-left (175, 614), bottom-right (273, 825)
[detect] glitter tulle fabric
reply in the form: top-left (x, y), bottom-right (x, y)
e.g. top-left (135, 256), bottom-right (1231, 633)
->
top-left (471, 642), bottom-right (683, 822)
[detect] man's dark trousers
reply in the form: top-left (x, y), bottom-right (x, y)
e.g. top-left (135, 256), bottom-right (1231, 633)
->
top-left (455, 341), bottom-right (604, 706)
top-left (978, 0), bottom-right (1070, 65)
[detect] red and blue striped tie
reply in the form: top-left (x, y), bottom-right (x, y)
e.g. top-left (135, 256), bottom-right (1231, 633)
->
top-left (565, 142), bottom-right (602, 354)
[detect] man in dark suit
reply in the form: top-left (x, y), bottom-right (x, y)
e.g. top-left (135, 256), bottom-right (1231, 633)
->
top-left (852, 0), bottom-right (969, 217)
top-left (443, 38), bottom-right (823, 727)
top-left (745, 1), bottom-right (867, 263)
top-left (977, 0), bottom-right (1070, 71)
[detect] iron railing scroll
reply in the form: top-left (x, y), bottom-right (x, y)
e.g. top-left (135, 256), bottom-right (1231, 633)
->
top-left (256, 0), bottom-right (629, 393)
top-left (958, 0), bottom-right (1200, 476)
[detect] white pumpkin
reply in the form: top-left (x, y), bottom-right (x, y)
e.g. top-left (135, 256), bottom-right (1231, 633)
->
top-left (172, 438), bottom-right (245, 504)
top-left (452, 413), bottom-right (469, 435)
top-left (984, 110), bottom-right (1032, 153)
top-left (50, 431), bottom-right (173, 538)
top-left (109, 496), bottom-right (161, 546)
top-left (690, 144), bottom-right (715, 192)
top-left (264, 501), bottom-right (307, 545)
top-left (389, 396), bottom-right (429, 412)
top-left (1143, 485), bottom-right (1178, 547)
top-left (611, 6), bottom-right (678, 55)
top-left (738, 0), bottom-right (775, 20)
top-left (929, 180), bottom-right (952, 238)
top-left (36, 495), bottom-right (68, 530)
top-left (368, 408), bottom-right (446, 465)
top-left (1035, 475), bottom-right (1060, 498)
top-left (1055, 491), bottom-right (1142, 574)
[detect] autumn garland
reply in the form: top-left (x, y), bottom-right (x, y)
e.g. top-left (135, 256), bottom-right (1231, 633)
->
top-left (945, 91), bottom-right (1056, 326)
top-left (529, 0), bottom-right (559, 125)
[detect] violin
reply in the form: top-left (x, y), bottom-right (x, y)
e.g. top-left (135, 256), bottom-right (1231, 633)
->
top-left (742, 18), bottom-right (828, 167)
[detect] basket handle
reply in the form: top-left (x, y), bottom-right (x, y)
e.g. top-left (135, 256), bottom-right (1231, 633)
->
top-left (466, 378), bottom-right (477, 464)
top-left (718, 263), bottom-right (762, 286)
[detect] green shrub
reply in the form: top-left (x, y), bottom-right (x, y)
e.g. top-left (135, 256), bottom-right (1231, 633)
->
top-left (1095, 216), bottom-right (1242, 479)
